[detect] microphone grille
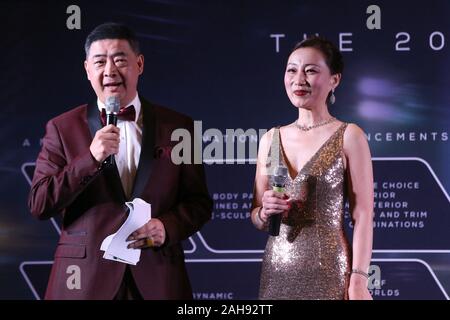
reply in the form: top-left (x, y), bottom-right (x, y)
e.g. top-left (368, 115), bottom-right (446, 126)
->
top-left (105, 96), bottom-right (120, 113)
top-left (272, 165), bottom-right (288, 185)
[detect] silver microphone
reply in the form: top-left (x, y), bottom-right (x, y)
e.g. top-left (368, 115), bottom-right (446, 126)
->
top-left (269, 165), bottom-right (288, 236)
top-left (104, 96), bottom-right (120, 166)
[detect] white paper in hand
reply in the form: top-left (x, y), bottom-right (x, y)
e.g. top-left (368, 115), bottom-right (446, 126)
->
top-left (100, 198), bottom-right (151, 265)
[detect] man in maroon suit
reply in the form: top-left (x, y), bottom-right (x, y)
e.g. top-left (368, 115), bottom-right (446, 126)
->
top-left (28, 22), bottom-right (212, 299)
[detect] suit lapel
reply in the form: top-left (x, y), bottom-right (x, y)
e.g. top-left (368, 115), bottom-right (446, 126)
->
top-left (130, 98), bottom-right (156, 199)
top-left (87, 102), bottom-right (126, 202)
top-left (87, 101), bottom-right (102, 137)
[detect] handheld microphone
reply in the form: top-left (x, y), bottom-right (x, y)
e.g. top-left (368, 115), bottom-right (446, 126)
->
top-left (269, 165), bottom-right (288, 236)
top-left (104, 96), bottom-right (120, 166)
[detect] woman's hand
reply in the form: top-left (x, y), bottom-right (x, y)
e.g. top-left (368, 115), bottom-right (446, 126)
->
top-left (348, 274), bottom-right (373, 300)
top-left (258, 190), bottom-right (291, 223)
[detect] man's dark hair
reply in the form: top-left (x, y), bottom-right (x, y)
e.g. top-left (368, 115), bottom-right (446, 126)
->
top-left (84, 22), bottom-right (140, 57)
top-left (292, 36), bottom-right (344, 75)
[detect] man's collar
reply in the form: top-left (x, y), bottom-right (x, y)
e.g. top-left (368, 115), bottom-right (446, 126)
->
top-left (97, 93), bottom-right (141, 122)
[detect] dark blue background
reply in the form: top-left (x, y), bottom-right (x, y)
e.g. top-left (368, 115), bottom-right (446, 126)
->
top-left (1, 0), bottom-right (449, 299)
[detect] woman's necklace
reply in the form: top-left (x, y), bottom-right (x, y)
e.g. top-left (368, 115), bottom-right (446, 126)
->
top-left (294, 117), bottom-right (336, 131)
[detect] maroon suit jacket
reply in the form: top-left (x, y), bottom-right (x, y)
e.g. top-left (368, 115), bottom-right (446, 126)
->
top-left (28, 98), bottom-right (212, 299)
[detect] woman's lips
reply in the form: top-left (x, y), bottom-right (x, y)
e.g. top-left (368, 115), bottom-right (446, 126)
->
top-left (293, 90), bottom-right (309, 96)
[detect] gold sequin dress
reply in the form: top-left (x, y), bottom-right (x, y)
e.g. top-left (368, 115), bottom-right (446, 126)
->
top-left (259, 123), bottom-right (351, 300)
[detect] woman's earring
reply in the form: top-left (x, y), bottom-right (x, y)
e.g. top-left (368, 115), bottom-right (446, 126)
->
top-left (329, 89), bottom-right (336, 105)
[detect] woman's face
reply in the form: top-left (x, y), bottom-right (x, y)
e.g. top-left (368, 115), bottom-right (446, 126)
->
top-left (284, 47), bottom-right (340, 110)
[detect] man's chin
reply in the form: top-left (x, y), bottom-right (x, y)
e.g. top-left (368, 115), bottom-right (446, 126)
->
top-left (101, 90), bottom-right (123, 100)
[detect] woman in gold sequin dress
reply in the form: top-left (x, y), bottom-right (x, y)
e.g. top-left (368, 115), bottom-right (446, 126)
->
top-left (251, 37), bottom-right (374, 300)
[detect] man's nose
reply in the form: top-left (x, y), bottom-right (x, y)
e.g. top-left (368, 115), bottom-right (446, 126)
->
top-left (104, 59), bottom-right (118, 77)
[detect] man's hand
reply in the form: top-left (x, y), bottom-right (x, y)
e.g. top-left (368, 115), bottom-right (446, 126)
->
top-left (89, 125), bottom-right (120, 163)
top-left (127, 218), bottom-right (166, 249)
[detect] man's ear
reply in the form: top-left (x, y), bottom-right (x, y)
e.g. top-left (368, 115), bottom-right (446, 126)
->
top-left (84, 61), bottom-right (91, 80)
top-left (137, 54), bottom-right (144, 75)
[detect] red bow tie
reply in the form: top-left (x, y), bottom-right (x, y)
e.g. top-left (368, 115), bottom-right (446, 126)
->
top-left (101, 105), bottom-right (136, 126)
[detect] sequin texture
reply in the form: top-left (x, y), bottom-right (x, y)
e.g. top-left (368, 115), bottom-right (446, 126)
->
top-left (259, 123), bottom-right (351, 300)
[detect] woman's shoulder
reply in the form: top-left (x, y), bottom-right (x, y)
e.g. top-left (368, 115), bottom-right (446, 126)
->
top-left (343, 122), bottom-right (367, 139)
top-left (342, 122), bottom-right (369, 152)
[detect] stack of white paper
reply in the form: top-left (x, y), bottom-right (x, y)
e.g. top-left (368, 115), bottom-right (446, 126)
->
top-left (100, 198), bottom-right (151, 265)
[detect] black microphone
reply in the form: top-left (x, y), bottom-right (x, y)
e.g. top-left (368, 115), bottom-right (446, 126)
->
top-left (269, 165), bottom-right (288, 236)
top-left (103, 96), bottom-right (120, 166)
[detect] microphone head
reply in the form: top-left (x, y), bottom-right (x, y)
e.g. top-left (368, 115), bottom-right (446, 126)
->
top-left (105, 96), bottom-right (120, 114)
top-left (272, 165), bottom-right (288, 186)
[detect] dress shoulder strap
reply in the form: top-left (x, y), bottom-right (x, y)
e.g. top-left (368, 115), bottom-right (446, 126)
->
top-left (338, 122), bottom-right (349, 149)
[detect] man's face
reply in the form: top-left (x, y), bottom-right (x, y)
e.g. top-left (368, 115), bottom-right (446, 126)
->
top-left (84, 39), bottom-right (144, 108)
